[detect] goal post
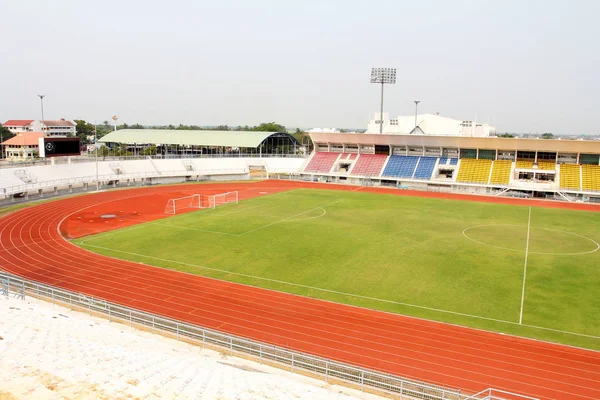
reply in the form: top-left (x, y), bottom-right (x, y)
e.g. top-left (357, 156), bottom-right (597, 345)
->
top-left (164, 191), bottom-right (239, 214)
top-left (207, 190), bottom-right (239, 209)
top-left (164, 194), bottom-right (203, 214)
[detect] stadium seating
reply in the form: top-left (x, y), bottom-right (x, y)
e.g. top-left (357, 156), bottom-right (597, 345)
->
top-left (449, 158), bottom-right (458, 165)
top-left (489, 160), bottom-right (512, 185)
top-left (351, 154), bottom-right (388, 176)
top-left (582, 164), bottom-right (600, 191)
top-left (439, 157), bottom-right (448, 165)
top-left (516, 160), bottom-right (534, 169)
top-left (536, 161), bottom-right (556, 171)
top-left (339, 153), bottom-right (358, 161)
top-left (382, 155), bottom-right (419, 178)
top-left (559, 164), bottom-right (581, 190)
top-left (456, 159), bottom-right (493, 183)
top-left (413, 157), bottom-right (437, 180)
top-left (304, 152), bottom-right (339, 173)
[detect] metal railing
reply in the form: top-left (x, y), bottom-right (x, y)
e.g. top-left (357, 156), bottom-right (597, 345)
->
top-left (1, 168), bottom-right (250, 196)
top-left (0, 270), bottom-right (534, 400)
top-left (0, 153), bottom-right (306, 169)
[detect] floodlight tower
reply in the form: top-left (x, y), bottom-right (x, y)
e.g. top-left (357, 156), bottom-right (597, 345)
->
top-left (112, 115), bottom-right (118, 131)
top-left (414, 100), bottom-right (420, 129)
top-left (38, 94), bottom-right (46, 134)
top-left (370, 68), bottom-right (396, 134)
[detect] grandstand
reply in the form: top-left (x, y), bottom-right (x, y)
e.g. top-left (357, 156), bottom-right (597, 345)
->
top-left (299, 132), bottom-right (600, 202)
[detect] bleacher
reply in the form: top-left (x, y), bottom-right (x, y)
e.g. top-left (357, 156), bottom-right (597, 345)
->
top-left (489, 160), bottom-right (512, 185)
top-left (516, 160), bottom-right (534, 169)
top-left (304, 152), bottom-right (339, 173)
top-left (413, 157), bottom-right (437, 180)
top-left (456, 159), bottom-right (493, 183)
top-left (351, 154), bottom-right (388, 176)
top-left (339, 153), bottom-right (358, 161)
top-left (582, 164), bottom-right (600, 191)
top-left (559, 164), bottom-right (581, 190)
top-left (536, 161), bottom-right (556, 171)
top-left (516, 160), bottom-right (556, 171)
top-left (382, 156), bottom-right (419, 178)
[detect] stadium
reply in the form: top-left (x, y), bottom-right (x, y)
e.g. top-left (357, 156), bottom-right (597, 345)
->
top-left (1, 129), bottom-right (600, 400)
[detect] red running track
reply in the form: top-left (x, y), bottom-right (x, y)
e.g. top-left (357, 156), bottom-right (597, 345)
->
top-left (0, 181), bottom-right (599, 400)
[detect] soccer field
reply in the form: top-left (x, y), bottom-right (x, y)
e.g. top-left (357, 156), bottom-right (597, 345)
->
top-left (75, 189), bottom-right (600, 350)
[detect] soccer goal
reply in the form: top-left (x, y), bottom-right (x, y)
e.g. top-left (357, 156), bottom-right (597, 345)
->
top-left (164, 194), bottom-right (203, 214)
top-left (206, 191), bottom-right (239, 209)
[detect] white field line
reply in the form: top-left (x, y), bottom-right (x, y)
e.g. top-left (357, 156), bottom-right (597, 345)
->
top-left (78, 242), bottom-right (600, 340)
top-left (237, 200), bottom-right (342, 236)
top-left (155, 200), bottom-right (343, 237)
top-left (519, 207), bottom-right (532, 325)
top-left (284, 207), bottom-right (326, 222)
top-left (213, 202), bottom-right (272, 217)
top-left (77, 190), bottom-right (302, 244)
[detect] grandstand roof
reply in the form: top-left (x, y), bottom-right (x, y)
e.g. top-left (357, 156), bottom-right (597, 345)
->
top-left (99, 129), bottom-right (297, 148)
top-left (309, 132), bottom-right (600, 153)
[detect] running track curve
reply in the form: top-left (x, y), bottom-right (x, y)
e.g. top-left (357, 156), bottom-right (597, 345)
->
top-left (1, 181), bottom-right (599, 400)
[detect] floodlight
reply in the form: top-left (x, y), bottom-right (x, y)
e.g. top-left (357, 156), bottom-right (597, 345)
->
top-left (370, 68), bottom-right (396, 134)
top-left (370, 68), bottom-right (396, 84)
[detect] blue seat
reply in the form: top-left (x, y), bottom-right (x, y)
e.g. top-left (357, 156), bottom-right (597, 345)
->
top-left (413, 157), bottom-right (437, 180)
top-left (382, 156), bottom-right (420, 178)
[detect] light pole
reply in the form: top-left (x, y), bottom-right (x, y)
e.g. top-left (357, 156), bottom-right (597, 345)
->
top-left (95, 121), bottom-right (99, 191)
top-left (414, 100), bottom-right (420, 130)
top-left (38, 95), bottom-right (46, 134)
top-left (370, 68), bottom-right (396, 134)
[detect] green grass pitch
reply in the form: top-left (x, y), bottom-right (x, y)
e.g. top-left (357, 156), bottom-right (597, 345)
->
top-left (74, 189), bottom-right (600, 350)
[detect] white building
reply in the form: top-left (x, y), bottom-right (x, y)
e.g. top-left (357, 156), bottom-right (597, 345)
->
top-left (366, 113), bottom-right (495, 137)
top-left (39, 119), bottom-right (76, 137)
top-left (3, 120), bottom-right (36, 133)
top-left (3, 119), bottom-right (76, 137)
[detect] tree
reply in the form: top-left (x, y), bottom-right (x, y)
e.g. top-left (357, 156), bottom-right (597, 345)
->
top-left (541, 133), bottom-right (554, 139)
top-left (251, 122), bottom-right (286, 132)
top-left (0, 124), bottom-right (15, 158)
top-left (74, 119), bottom-right (95, 145)
top-left (498, 133), bottom-right (515, 138)
top-left (130, 123), bottom-right (144, 129)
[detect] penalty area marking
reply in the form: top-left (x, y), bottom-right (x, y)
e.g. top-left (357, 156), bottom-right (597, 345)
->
top-left (462, 224), bottom-right (600, 256)
top-left (77, 242), bottom-right (600, 341)
top-left (155, 199), bottom-right (342, 237)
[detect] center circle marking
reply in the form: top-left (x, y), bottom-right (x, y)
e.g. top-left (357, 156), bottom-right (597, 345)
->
top-left (462, 224), bottom-right (600, 256)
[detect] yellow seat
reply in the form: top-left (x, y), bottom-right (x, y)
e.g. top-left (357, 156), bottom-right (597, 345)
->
top-left (582, 164), bottom-right (600, 191)
top-left (559, 164), bottom-right (581, 190)
top-left (489, 160), bottom-right (512, 185)
top-left (457, 159), bottom-right (493, 184)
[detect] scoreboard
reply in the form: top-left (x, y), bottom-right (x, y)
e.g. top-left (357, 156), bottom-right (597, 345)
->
top-left (38, 137), bottom-right (81, 158)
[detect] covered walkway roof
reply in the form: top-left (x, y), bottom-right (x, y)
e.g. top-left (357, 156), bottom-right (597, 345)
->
top-left (99, 129), bottom-right (299, 148)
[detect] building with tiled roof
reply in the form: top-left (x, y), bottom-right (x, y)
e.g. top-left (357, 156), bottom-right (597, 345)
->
top-left (40, 119), bottom-right (76, 137)
top-left (3, 120), bottom-right (35, 133)
top-left (2, 132), bottom-right (45, 160)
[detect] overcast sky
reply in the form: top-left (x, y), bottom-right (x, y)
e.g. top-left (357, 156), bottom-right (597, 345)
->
top-left (1, 0), bottom-right (598, 134)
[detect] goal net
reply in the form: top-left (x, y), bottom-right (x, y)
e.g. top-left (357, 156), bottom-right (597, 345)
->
top-left (164, 191), bottom-right (239, 214)
top-left (206, 191), bottom-right (239, 209)
top-left (164, 194), bottom-right (203, 214)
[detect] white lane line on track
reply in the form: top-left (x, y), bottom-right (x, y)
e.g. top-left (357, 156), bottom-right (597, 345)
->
top-left (76, 242), bottom-right (600, 341)
top-left (1, 189), bottom-right (600, 398)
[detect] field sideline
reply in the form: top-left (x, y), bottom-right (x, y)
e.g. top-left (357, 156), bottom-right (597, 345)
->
top-left (75, 188), bottom-right (600, 350)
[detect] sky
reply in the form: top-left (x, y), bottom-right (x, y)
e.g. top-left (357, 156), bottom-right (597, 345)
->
top-left (1, 0), bottom-right (599, 134)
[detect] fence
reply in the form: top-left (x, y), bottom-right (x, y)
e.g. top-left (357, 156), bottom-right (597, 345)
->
top-left (0, 270), bottom-right (537, 400)
top-left (1, 168), bottom-right (249, 197)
